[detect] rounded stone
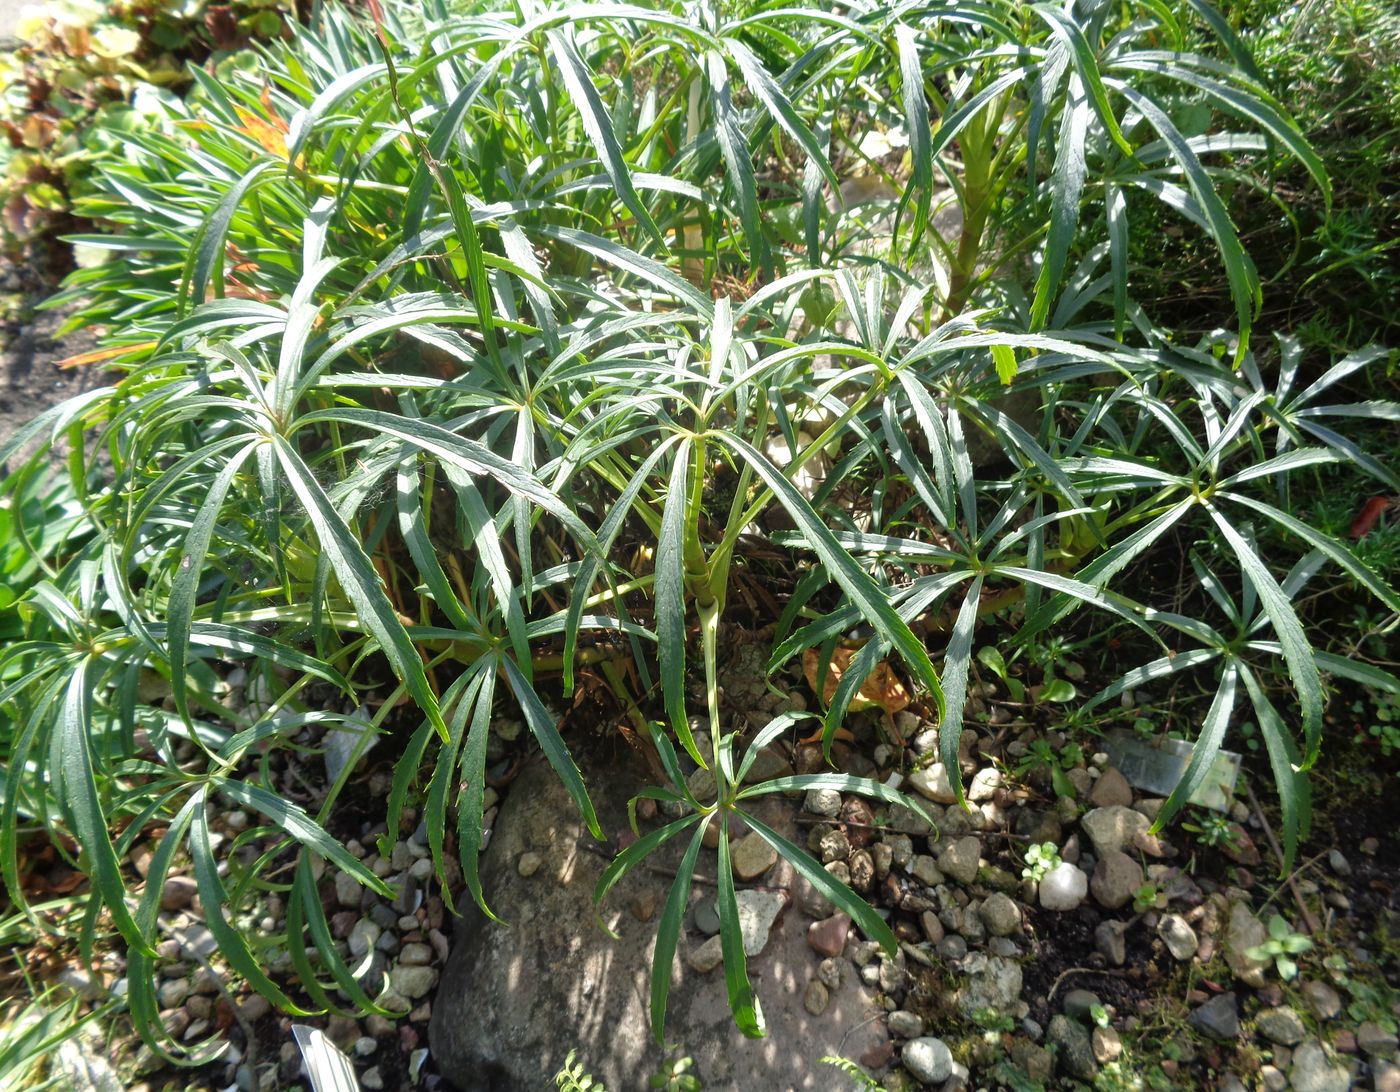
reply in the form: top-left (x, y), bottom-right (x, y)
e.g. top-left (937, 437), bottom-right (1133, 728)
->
top-left (1157, 913), bottom-right (1198, 961)
top-left (1090, 851), bottom-right (1144, 910)
top-left (1047, 1015), bottom-right (1098, 1081)
top-left (730, 832), bottom-right (779, 881)
top-left (978, 892), bottom-right (1021, 937)
top-left (1079, 806), bottom-right (1150, 857)
top-left (937, 836), bottom-right (981, 886)
top-left (1290, 1039), bottom-right (1351, 1092)
top-left (902, 1037), bottom-right (953, 1085)
top-left (1092, 1025), bottom-right (1123, 1063)
top-left (1087, 767), bottom-right (1133, 809)
top-left (807, 912), bottom-right (851, 958)
top-left (1188, 991), bottom-right (1239, 1041)
top-left (686, 935), bottom-right (723, 974)
top-left (692, 901), bottom-right (721, 936)
top-left (908, 763), bottom-right (959, 805)
top-left (1063, 989), bottom-right (1102, 1021)
top-left (1039, 862), bottom-right (1088, 911)
top-left (1256, 1006), bottom-right (1306, 1046)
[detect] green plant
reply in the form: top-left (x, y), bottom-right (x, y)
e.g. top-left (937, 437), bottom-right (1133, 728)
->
top-left (556, 1050), bottom-right (608, 1092)
top-left (1180, 808), bottom-right (1242, 851)
top-left (1015, 741), bottom-right (1081, 800)
top-left (974, 1008), bottom-right (1019, 1034)
top-left (648, 1046), bottom-right (702, 1092)
top-left (1245, 914), bottom-right (1314, 979)
top-left (603, 715), bottom-right (930, 1035)
top-left (1094, 1060), bottom-right (1148, 1092)
top-left (2, 0), bottom-right (1397, 1067)
top-left (0, 996), bottom-right (74, 1090)
top-left (976, 645), bottom-right (1024, 702)
top-left (0, 0), bottom-right (289, 260)
top-left (821, 1055), bottom-right (890, 1092)
top-left (1133, 881), bottom-right (1163, 913)
top-left (1342, 979), bottom-right (1400, 1034)
top-left (1021, 842), bottom-right (1062, 884)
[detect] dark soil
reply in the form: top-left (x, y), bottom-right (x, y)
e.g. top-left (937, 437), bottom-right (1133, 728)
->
top-left (0, 268), bottom-right (101, 466)
top-left (1021, 904), bottom-right (1158, 1027)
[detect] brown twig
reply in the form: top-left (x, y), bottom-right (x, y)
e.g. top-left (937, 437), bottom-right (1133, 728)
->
top-left (1045, 966), bottom-right (1131, 1005)
top-left (1245, 783), bottom-right (1322, 935)
top-left (792, 816), bottom-right (1030, 842)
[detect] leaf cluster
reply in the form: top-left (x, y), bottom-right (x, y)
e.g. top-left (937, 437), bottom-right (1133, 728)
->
top-left (0, 0), bottom-right (1396, 1059)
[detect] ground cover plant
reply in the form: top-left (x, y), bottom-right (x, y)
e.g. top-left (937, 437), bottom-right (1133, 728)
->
top-left (0, 0), bottom-right (290, 269)
top-left (1, 0), bottom-right (1398, 1077)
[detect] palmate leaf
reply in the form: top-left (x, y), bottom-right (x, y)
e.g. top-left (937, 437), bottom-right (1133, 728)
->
top-left (214, 778), bottom-right (391, 896)
top-left (55, 662), bottom-right (149, 955)
top-left (1113, 83), bottom-right (1259, 358)
top-left (820, 638), bottom-right (886, 757)
top-left (935, 577), bottom-right (983, 807)
top-left (714, 432), bottom-right (944, 723)
top-left (272, 434), bottom-right (449, 743)
top-left (895, 23), bottom-right (932, 224)
top-left (455, 660), bottom-right (499, 919)
top-left (1154, 662), bottom-right (1238, 830)
top-left (1031, 5), bottom-right (1136, 160)
top-left (1205, 504), bottom-right (1322, 767)
top-left (741, 810), bottom-right (897, 956)
top-left (125, 795), bottom-right (221, 1063)
top-left (738, 773), bottom-right (938, 831)
top-left (1030, 85), bottom-right (1089, 330)
top-left (287, 855), bottom-right (394, 1017)
top-left (533, 225), bottom-right (713, 315)
top-left (723, 37), bottom-right (838, 192)
top-left (187, 786), bottom-right (310, 1014)
top-left (501, 656), bottom-right (601, 840)
top-left (706, 48), bottom-right (770, 276)
top-left (594, 812), bottom-right (701, 921)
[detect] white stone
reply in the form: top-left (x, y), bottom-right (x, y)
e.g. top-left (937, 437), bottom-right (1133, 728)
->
top-left (1038, 862), bottom-right (1088, 912)
top-left (804, 787), bottom-right (843, 818)
top-left (908, 763), bottom-right (959, 805)
top-left (903, 1037), bottom-right (953, 1084)
top-left (735, 890), bottom-right (785, 957)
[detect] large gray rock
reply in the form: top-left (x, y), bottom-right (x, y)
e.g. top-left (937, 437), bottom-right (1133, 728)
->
top-left (1047, 1014), bottom-right (1098, 1081)
top-left (956, 953), bottom-right (1023, 1018)
top-left (429, 757), bottom-right (887, 1090)
top-left (1290, 1039), bottom-right (1352, 1092)
top-left (1090, 851), bottom-right (1142, 911)
top-left (1224, 902), bottom-right (1270, 988)
top-left (902, 1037), bottom-right (953, 1085)
top-left (1079, 806), bottom-right (1150, 857)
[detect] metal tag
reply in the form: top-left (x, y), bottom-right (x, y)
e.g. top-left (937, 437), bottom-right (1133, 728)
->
top-left (1105, 731), bottom-right (1241, 812)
